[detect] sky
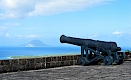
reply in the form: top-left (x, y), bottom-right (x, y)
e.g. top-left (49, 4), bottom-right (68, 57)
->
top-left (0, 0), bottom-right (131, 47)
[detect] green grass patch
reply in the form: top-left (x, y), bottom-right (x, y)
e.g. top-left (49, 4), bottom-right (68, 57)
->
top-left (10, 53), bottom-right (80, 59)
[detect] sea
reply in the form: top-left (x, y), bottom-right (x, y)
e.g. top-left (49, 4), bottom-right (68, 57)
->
top-left (0, 46), bottom-right (81, 60)
top-left (0, 46), bottom-right (131, 60)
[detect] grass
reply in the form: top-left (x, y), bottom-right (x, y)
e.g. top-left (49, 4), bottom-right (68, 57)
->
top-left (10, 53), bottom-right (80, 59)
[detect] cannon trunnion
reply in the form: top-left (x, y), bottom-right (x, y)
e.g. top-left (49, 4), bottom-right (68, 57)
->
top-left (60, 35), bottom-right (125, 65)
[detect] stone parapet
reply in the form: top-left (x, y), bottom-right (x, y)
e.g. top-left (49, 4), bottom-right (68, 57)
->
top-left (0, 55), bottom-right (80, 73)
top-left (0, 52), bottom-right (130, 73)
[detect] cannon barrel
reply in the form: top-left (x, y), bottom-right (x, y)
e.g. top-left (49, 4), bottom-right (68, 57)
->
top-left (60, 35), bottom-right (121, 52)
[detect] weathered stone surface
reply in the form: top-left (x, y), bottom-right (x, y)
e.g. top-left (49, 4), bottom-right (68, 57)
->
top-left (0, 54), bottom-right (130, 75)
top-left (62, 56), bottom-right (66, 61)
top-left (70, 60), bottom-right (74, 65)
top-left (57, 56), bottom-right (61, 61)
top-left (41, 57), bottom-right (45, 62)
top-left (60, 61), bottom-right (65, 66)
top-left (46, 62), bottom-right (51, 68)
top-left (35, 58), bottom-right (42, 63)
top-left (66, 56), bottom-right (70, 60)
top-left (64, 60), bottom-right (70, 66)
top-left (73, 60), bottom-right (78, 65)
top-left (10, 59), bottom-right (18, 64)
top-left (46, 57), bottom-right (52, 62)
top-left (1, 65), bottom-right (12, 72)
top-left (18, 64), bottom-right (25, 71)
top-left (50, 62), bottom-right (60, 68)
top-left (70, 55), bottom-right (74, 60)
top-left (10, 59), bottom-right (19, 72)
top-left (18, 59), bottom-right (26, 65)
top-left (73, 55), bottom-right (77, 60)
top-left (52, 57), bottom-right (58, 61)
top-left (26, 58), bottom-right (34, 64)
top-left (35, 63), bottom-right (41, 69)
top-left (0, 61), bottom-right (131, 80)
top-left (1, 60), bottom-right (10, 65)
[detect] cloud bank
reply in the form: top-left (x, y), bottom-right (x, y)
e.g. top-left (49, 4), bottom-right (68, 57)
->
top-left (0, 0), bottom-right (113, 19)
top-left (0, 22), bottom-right (20, 37)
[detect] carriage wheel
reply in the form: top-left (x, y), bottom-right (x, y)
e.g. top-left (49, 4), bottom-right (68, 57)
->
top-left (103, 56), bottom-right (113, 65)
top-left (78, 57), bottom-right (89, 66)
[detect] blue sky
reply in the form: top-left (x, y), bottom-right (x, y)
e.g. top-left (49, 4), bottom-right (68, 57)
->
top-left (0, 0), bottom-right (131, 47)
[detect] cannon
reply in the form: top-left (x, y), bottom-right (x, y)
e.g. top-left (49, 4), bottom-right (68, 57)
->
top-left (60, 35), bottom-right (125, 65)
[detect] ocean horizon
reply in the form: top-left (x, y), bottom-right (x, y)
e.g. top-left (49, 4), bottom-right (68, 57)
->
top-left (0, 46), bottom-right (131, 60)
top-left (0, 46), bottom-right (80, 60)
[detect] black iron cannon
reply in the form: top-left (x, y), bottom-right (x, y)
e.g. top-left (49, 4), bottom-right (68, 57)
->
top-left (60, 35), bottom-right (125, 65)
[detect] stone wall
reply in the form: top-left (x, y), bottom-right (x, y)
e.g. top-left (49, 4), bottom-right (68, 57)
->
top-left (0, 55), bottom-right (80, 73)
top-left (0, 52), bottom-right (130, 73)
top-left (124, 52), bottom-right (131, 59)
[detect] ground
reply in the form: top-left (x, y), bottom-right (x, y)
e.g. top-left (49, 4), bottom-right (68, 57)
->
top-left (0, 60), bottom-right (131, 80)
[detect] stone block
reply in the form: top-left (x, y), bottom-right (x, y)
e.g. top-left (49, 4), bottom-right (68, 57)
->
top-left (41, 58), bottom-right (46, 68)
top-left (41, 57), bottom-right (46, 63)
top-left (50, 62), bottom-right (55, 68)
top-left (73, 60), bottom-right (78, 65)
top-left (11, 64), bottom-right (19, 72)
top-left (10, 59), bottom-right (18, 66)
top-left (76, 55), bottom-right (81, 60)
top-left (70, 55), bottom-right (74, 60)
top-left (41, 62), bottom-right (46, 69)
top-left (46, 62), bottom-right (51, 68)
top-left (46, 57), bottom-right (52, 62)
top-left (57, 56), bottom-right (62, 61)
top-left (60, 61), bottom-right (65, 66)
top-left (52, 56), bottom-right (58, 62)
top-left (18, 64), bottom-right (25, 71)
top-left (35, 63), bottom-right (42, 69)
top-left (64, 60), bottom-right (70, 66)
top-left (62, 56), bottom-right (66, 61)
top-left (125, 52), bottom-right (130, 55)
top-left (0, 60), bottom-right (10, 65)
top-left (66, 56), bottom-right (70, 60)
top-left (70, 60), bottom-right (74, 65)
top-left (0, 60), bottom-right (2, 65)
top-left (35, 58), bottom-right (42, 63)
top-left (1, 65), bottom-right (12, 73)
top-left (73, 55), bottom-right (77, 60)
top-left (18, 59), bottom-right (26, 65)
top-left (50, 61), bottom-right (60, 68)
top-left (25, 63), bottom-right (35, 70)
top-left (26, 58), bottom-right (35, 64)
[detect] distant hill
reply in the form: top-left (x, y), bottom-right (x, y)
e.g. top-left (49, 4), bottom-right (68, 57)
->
top-left (20, 40), bottom-right (48, 47)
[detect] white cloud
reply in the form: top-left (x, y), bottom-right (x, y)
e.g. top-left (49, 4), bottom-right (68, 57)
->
top-left (26, 34), bottom-right (38, 38)
top-left (4, 34), bottom-right (44, 39)
top-left (15, 35), bottom-right (23, 39)
top-left (0, 0), bottom-right (113, 19)
top-left (29, 0), bottom-right (104, 16)
top-left (5, 33), bottom-right (11, 38)
top-left (112, 31), bottom-right (122, 35)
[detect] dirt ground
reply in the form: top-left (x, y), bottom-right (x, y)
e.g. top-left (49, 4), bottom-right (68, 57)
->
top-left (0, 60), bottom-right (131, 80)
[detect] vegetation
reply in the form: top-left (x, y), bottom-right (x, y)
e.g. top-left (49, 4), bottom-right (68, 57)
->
top-left (125, 50), bottom-right (131, 52)
top-left (10, 53), bottom-right (80, 59)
